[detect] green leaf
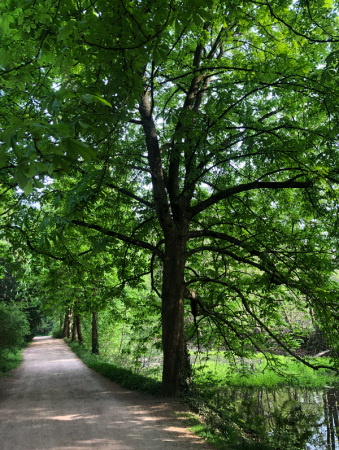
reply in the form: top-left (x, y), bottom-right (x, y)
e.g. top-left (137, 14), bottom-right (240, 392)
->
top-left (0, 145), bottom-right (7, 168)
top-left (66, 138), bottom-right (96, 162)
top-left (57, 25), bottom-right (73, 42)
top-left (92, 95), bottom-right (112, 107)
top-left (44, 236), bottom-right (51, 251)
top-left (52, 98), bottom-right (60, 114)
top-left (0, 53), bottom-right (12, 67)
top-left (157, 48), bottom-right (168, 62)
top-left (35, 162), bottom-right (49, 172)
top-left (54, 194), bottom-right (61, 205)
top-left (24, 179), bottom-right (33, 196)
top-left (11, 133), bottom-right (21, 158)
top-left (15, 167), bottom-right (28, 190)
top-left (0, 16), bottom-right (11, 34)
top-left (51, 123), bottom-right (71, 138)
top-left (41, 218), bottom-right (50, 232)
top-left (82, 94), bottom-right (93, 104)
top-left (3, 127), bottom-right (14, 148)
top-left (33, 179), bottom-right (44, 188)
top-left (78, 120), bottom-right (89, 129)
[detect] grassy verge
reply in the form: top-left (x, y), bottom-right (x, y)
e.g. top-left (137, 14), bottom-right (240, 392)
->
top-left (193, 353), bottom-right (337, 389)
top-left (67, 341), bottom-right (161, 395)
top-left (0, 347), bottom-right (26, 377)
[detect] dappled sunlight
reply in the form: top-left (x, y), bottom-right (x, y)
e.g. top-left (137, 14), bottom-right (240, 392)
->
top-left (47, 414), bottom-right (100, 421)
top-left (32, 336), bottom-right (53, 341)
top-left (0, 338), bottom-right (208, 450)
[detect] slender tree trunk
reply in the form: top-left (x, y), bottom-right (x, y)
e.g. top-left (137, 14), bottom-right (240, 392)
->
top-left (71, 317), bottom-right (78, 342)
top-left (62, 308), bottom-right (72, 338)
top-left (161, 233), bottom-right (189, 397)
top-left (67, 307), bottom-right (73, 338)
top-left (62, 312), bottom-right (68, 338)
top-left (92, 310), bottom-right (99, 354)
top-left (76, 314), bottom-right (83, 345)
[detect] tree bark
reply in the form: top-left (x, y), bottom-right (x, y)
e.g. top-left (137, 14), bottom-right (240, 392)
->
top-left (92, 310), bottom-right (99, 354)
top-left (71, 317), bottom-right (78, 342)
top-left (76, 314), bottom-right (83, 345)
top-left (67, 308), bottom-right (72, 338)
top-left (62, 308), bottom-right (72, 338)
top-left (161, 232), bottom-right (189, 396)
top-left (62, 312), bottom-right (68, 338)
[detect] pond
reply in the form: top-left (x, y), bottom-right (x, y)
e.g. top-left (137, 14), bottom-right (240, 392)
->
top-left (200, 386), bottom-right (339, 449)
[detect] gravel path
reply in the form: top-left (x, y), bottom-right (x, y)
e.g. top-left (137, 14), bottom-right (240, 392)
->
top-left (0, 337), bottom-right (211, 450)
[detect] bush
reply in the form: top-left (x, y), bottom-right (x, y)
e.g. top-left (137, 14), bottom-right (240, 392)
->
top-left (0, 303), bottom-right (30, 369)
top-left (52, 328), bottom-right (63, 339)
top-left (0, 303), bottom-right (30, 353)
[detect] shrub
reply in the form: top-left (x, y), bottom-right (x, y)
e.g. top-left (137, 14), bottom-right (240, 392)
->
top-left (52, 328), bottom-right (64, 339)
top-left (0, 303), bottom-right (30, 370)
top-left (0, 303), bottom-right (30, 353)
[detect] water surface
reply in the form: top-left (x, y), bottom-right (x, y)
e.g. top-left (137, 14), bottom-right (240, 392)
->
top-left (202, 386), bottom-right (339, 449)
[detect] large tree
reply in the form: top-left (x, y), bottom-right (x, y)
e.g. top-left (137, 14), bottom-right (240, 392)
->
top-left (1, 0), bottom-right (339, 395)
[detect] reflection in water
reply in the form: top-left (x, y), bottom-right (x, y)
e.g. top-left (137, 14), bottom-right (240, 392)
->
top-left (201, 386), bottom-right (339, 449)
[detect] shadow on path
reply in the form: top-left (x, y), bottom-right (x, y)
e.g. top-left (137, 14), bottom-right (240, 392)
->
top-left (0, 337), bottom-right (210, 450)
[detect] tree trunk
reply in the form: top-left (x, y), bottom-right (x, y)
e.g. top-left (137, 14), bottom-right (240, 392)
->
top-left (92, 310), bottom-right (99, 354)
top-left (62, 312), bottom-right (68, 338)
top-left (71, 317), bottom-right (78, 342)
top-left (67, 308), bottom-right (72, 338)
top-left (76, 314), bottom-right (83, 345)
top-left (161, 233), bottom-right (189, 397)
top-left (62, 308), bottom-right (72, 338)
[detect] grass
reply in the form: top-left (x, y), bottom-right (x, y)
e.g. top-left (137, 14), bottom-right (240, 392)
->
top-left (193, 353), bottom-right (338, 389)
top-left (0, 348), bottom-right (26, 377)
top-left (67, 341), bottom-right (161, 395)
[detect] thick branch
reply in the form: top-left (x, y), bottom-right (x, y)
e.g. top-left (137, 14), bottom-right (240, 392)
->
top-left (139, 75), bottom-right (173, 233)
top-left (190, 178), bottom-right (313, 217)
top-left (3, 225), bottom-right (65, 261)
top-left (71, 219), bottom-right (164, 260)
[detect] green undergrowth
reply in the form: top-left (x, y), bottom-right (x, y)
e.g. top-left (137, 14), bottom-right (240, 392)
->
top-left (193, 353), bottom-right (338, 389)
top-left (0, 348), bottom-right (25, 377)
top-left (52, 328), bottom-right (63, 339)
top-left (176, 412), bottom-right (272, 450)
top-left (67, 341), bottom-right (161, 395)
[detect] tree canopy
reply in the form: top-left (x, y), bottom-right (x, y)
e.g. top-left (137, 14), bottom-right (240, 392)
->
top-left (1, 0), bottom-right (339, 395)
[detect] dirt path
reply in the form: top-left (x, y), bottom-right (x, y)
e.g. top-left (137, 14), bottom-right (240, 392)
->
top-left (0, 337), bottom-right (211, 450)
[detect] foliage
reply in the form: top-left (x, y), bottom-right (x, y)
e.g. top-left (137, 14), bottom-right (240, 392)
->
top-left (0, 303), bottom-right (30, 354)
top-left (0, 302), bottom-right (30, 371)
top-left (0, 347), bottom-right (25, 377)
top-left (193, 354), bottom-right (338, 389)
top-left (52, 327), bottom-right (63, 339)
top-left (178, 412), bottom-right (273, 450)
